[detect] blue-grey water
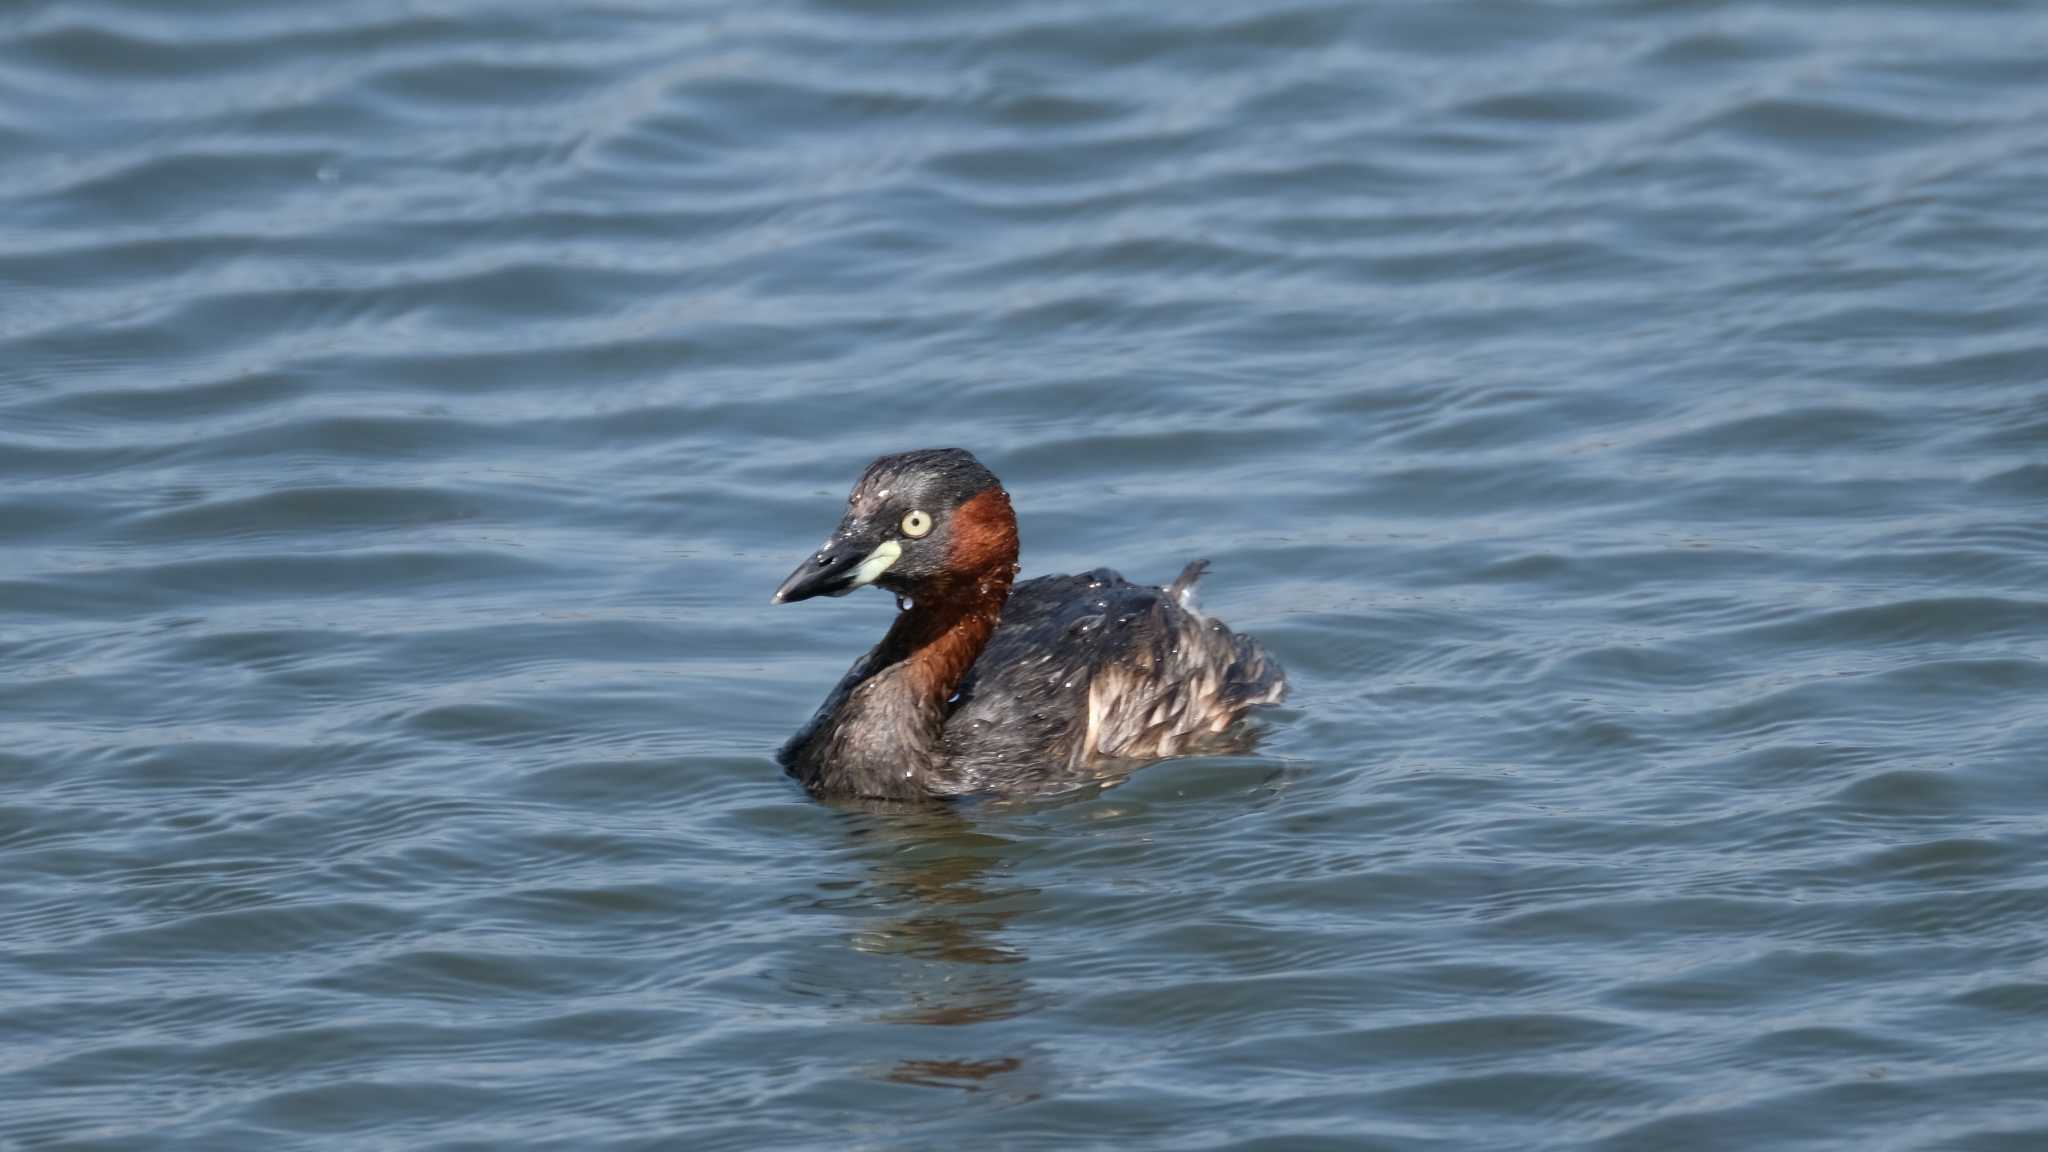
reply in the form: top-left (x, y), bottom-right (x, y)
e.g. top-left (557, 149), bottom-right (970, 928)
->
top-left (4, 1), bottom-right (2047, 1148)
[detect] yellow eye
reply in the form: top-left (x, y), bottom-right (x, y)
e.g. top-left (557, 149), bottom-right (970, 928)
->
top-left (901, 510), bottom-right (932, 538)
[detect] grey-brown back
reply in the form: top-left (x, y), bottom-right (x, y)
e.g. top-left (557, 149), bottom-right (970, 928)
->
top-left (942, 563), bottom-right (1285, 791)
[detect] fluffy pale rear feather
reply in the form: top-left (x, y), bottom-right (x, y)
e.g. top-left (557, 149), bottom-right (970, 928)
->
top-left (940, 562), bottom-right (1286, 791)
top-left (1082, 563), bottom-right (1284, 761)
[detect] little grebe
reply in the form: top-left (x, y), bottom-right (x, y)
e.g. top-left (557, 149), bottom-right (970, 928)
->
top-left (773, 449), bottom-right (1286, 800)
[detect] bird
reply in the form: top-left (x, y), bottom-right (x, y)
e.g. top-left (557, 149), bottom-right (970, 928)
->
top-left (772, 448), bottom-right (1286, 800)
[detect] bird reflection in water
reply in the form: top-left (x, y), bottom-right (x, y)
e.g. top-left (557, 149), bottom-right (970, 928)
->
top-left (813, 800), bottom-right (1042, 1097)
top-left (884, 1055), bottom-right (1025, 1092)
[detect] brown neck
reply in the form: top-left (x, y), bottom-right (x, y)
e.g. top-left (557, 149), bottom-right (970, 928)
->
top-left (880, 570), bottom-right (1012, 706)
top-left (879, 485), bottom-right (1020, 707)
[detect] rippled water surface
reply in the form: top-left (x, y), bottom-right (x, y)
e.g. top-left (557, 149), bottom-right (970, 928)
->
top-left (5, 1), bottom-right (2048, 1148)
